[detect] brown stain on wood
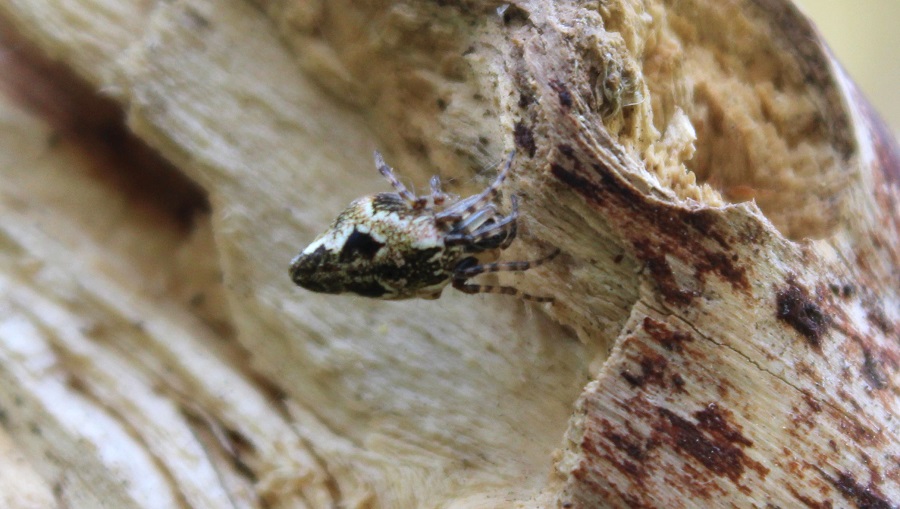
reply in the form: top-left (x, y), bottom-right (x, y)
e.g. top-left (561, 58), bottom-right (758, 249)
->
top-left (653, 403), bottom-right (767, 485)
top-left (787, 485), bottom-right (834, 509)
top-left (620, 351), bottom-right (669, 389)
top-left (513, 121), bottom-right (537, 158)
top-left (632, 240), bottom-right (700, 306)
top-left (775, 276), bottom-right (830, 348)
top-left (549, 79), bottom-right (573, 109)
top-left (549, 142), bottom-right (752, 307)
top-left (821, 469), bottom-right (896, 509)
top-left (522, 16), bottom-right (900, 509)
top-left (642, 317), bottom-right (694, 353)
top-left (570, 386), bottom-right (770, 505)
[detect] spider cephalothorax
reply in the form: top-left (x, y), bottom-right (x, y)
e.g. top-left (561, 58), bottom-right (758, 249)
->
top-left (289, 150), bottom-right (558, 301)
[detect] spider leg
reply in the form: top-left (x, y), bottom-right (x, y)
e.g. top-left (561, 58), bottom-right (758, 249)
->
top-left (444, 195), bottom-right (518, 248)
top-left (435, 150), bottom-right (515, 220)
top-left (450, 250), bottom-right (559, 302)
top-left (493, 194), bottom-right (518, 249)
top-left (451, 279), bottom-right (553, 302)
top-left (454, 248), bottom-right (560, 278)
top-left (374, 151), bottom-right (426, 208)
top-left (434, 193), bottom-right (480, 226)
top-left (430, 175), bottom-right (452, 206)
top-left (445, 215), bottom-right (515, 249)
top-left (436, 194), bottom-right (477, 220)
top-left (451, 203), bottom-right (497, 234)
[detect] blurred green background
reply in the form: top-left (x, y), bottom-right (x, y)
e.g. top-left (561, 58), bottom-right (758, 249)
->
top-left (795, 0), bottom-right (900, 134)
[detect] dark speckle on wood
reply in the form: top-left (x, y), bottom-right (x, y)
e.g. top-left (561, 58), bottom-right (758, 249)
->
top-left (776, 276), bottom-right (829, 348)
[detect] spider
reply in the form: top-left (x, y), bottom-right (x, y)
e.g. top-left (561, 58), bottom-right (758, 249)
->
top-left (289, 150), bottom-right (559, 301)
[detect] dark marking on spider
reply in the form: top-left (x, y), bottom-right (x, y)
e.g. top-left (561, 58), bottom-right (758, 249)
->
top-left (339, 229), bottom-right (384, 262)
top-left (345, 280), bottom-right (388, 298)
top-left (289, 149), bottom-right (558, 301)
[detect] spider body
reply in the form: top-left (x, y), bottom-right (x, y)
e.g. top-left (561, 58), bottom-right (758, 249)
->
top-left (289, 151), bottom-right (557, 301)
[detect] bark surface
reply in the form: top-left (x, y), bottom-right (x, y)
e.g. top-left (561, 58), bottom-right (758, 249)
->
top-left (0, 0), bottom-right (897, 508)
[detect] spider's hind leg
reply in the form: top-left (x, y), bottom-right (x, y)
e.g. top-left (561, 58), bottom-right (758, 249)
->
top-left (450, 249), bottom-right (560, 302)
top-left (451, 279), bottom-right (554, 303)
top-left (454, 248), bottom-right (560, 279)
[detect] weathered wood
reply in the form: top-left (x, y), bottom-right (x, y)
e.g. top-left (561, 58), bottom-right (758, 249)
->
top-left (0, 0), bottom-right (896, 508)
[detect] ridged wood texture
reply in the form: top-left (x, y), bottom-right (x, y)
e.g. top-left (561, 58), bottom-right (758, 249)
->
top-left (0, 0), bottom-right (897, 508)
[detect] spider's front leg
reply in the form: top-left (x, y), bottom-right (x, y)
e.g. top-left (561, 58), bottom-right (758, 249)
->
top-left (436, 150), bottom-right (515, 221)
top-left (374, 150), bottom-right (428, 209)
top-left (450, 249), bottom-right (560, 302)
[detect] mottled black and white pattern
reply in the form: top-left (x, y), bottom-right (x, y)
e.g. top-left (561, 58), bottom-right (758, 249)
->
top-left (289, 150), bottom-right (558, 301)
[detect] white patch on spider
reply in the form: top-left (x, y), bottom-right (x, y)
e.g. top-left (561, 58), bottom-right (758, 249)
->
top-left (325, 225), bottom-right (356, 251)
top-left (299, 236), bottom-right (327, 255)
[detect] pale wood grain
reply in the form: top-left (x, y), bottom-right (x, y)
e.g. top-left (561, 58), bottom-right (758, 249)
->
top-left (0, 0), bottom-right (897, 507)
